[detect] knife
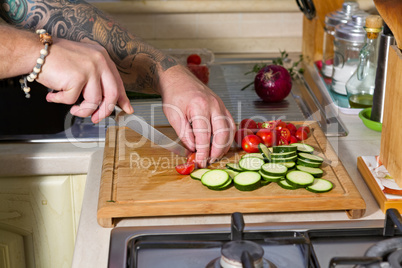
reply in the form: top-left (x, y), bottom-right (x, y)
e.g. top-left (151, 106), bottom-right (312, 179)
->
top-left (111, 107), bottom-right (191, 157)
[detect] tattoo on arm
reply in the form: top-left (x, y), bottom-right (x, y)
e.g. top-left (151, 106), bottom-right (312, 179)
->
top-left (0, 0), bottom-right (178, 93)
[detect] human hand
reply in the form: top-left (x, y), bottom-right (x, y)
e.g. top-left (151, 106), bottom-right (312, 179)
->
top-left (37, 38), bottom-right (133, 123)
top-left (159, 65), bottom-right (236, 168)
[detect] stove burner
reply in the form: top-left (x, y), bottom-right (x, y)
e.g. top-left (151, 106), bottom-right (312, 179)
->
top-left (388, 249), bottom-right (402, 268)
top-left (364, 237), bottom-right (402, 268)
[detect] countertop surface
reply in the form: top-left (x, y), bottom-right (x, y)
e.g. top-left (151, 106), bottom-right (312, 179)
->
top-left (0, 61), bottom-right (385, 268)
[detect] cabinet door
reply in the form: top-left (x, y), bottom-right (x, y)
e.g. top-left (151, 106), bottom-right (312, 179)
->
top-left (0, 229), bottom-right (26, 268)
top-left (0, 175), bottom-right (86, 268)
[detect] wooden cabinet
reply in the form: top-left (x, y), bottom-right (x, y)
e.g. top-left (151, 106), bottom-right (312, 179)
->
top-left (0, 175), bottom-right (86, 268)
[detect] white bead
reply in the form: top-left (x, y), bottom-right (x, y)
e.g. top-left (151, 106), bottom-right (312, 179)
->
top-left (23, 86), bottom-right (31, 93)
top-left (27, 76), bottom-right (34, 82)
top-left (29, 73), bottom-right (37, 79)
top-left (19, 78), bottom-right (24, 84)
top-left (37, 58), bottom-right (44, 65)
top-left (40, 49), bottom-right (48, 56)
top-left (36, 29), bottom-right (46, 34)
top-left (25, 93), bottom-right (31, 98)
top-left (33, 67), bottom-right (41, 73)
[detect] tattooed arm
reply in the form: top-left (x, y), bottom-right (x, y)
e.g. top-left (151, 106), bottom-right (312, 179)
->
top-left (0, 0), bottom-right (236, 167)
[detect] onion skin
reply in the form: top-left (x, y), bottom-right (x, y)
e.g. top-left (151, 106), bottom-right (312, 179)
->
top-left (254, 65), bottom-right (292, 102)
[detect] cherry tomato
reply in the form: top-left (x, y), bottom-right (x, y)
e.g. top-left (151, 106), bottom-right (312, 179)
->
top-left (187, 152), bottom-right (196, 163)
top-left (296, 129), bottom-right (308, 141)
top-left (241, 135), bottom-right (263, 153)
top-left (286, 123), bottom-right (297, 136)
top-left (279, 127), bottom-right (291, 142)
top-left (187, 64), bottom-right (209, 84)
top-left (278, 136), bottom-right (289, 145)
top-left (261, 120), bottom-right (277, 130)
top-left (234, 128), bottom-right (253, 145)
top-left (187, 54), bottom-right (202, 65)
top-left (256, 129), bottom-right (276, 147)
top-left (257, 122), bottom-right (263, 129)
top-left (175, 162), bottom-right (195, 175)
top-left (239, 118), bottom-right (258, 130)
top-left (298, 126), bottom-right (310, 134)
top-left (275, 121), bottom-right (287, 131)
top-left (289, 136), bottom-right (298, 144)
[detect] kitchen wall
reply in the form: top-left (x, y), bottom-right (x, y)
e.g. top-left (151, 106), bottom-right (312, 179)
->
top-left (94, 0), bottom-right (376, 55)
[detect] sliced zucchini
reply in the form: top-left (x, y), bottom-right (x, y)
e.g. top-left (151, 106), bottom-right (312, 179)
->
top-left (306, 178), bottom-right (333, 193)
top-left (278, 179), bottom-right (299, 190)
top-left (285, 170), bottom-right (315, 187)
top-left (296, 165), bottom-right (324, 178)
top-left (226, 162), bottom-right (243, 172)
top-left (273, 145), bottom-right (297, 153)
top-left (281, 162), bottom-right (296, 169)
top-left (239, 157), bottom-right (265, 171)
top-left (208, 178), bottom-right (233, 191)
top-left (233, 171), bottom-right (261, 191)
top-left (190, 168), bottom-right (210, 180)
top-left (297, 158), bottom-right (322, 168)
top-left (201, 170), bottom-right (230, 188)
top-left (291, 143), bottom-right (315, 153)
top-left (261, 163), bottom-right (288, 177)
top-left (270, 155), bottom-right (298, 163)
top-left (270, 151), bottom-right (297, 159)
top-left (298, 152), bottom-right (324, 163)
top-left (258, 143), bottom-right (271, 162)
top-left (225, 169), bottom-right (240, 179)
top-left (258, 170), bottom-right (283, 182)
top-left (242, 153), bottom-right (264, 160)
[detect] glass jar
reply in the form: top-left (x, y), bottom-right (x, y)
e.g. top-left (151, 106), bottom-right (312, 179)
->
top-left (321, 1), bottom-right (360, 78)
top-left (331, 13), bottom-right (368, 95)
top-left (346, 15), bottom-right (383, 108)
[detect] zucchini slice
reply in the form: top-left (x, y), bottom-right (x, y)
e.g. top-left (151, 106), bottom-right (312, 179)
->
top-left (258, 170), bottom-right (283, 182)
top-left (239, 157), bottom-right (265, 171)
top-left (291, 143), bottom-right (315, 153)
top-left (226, 162), bottom-right (243, 172)
top-left (190, 168), bottom-right (210, 180)
top-left (225, 169), bottom-right (240, 179)
top-left (296, 165), bottom-right (324, 178)
top-left (273, 145), bottom-right (297, 153)
top-left (281, 162), bottom-right (296, 169)
top-left (233, 171), bottom-right (261, 191)
top-left (242, 153), bottom-right (264, 160)
top-left (285, 170), bottom-right (315, 187)
top-left (298, 152), bottom-right (324, 163)
top-left (201, 170), bottom-right (230, 188)
top-left (278, 179), bottom-right (299, 190)
top-left (297, 158), bottom-right (322, 168)
top-left (270, 155), bottom-right (298, 163)
top-left (258, 143), bottom-right (271, 162)
top-left (270, 151), bottom-right (297, 159)
top-left (261, 163), bottom-right (288, 177)
top-left (208, 178), bottom-right (233, 191)
top-left (306, 178), bottom-right (333, 193)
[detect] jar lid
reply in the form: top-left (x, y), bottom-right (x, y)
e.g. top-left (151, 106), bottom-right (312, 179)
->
top-left (334, 13), bottom-right (369, 43)
top-left (325, 2), bottom-right (360, 27)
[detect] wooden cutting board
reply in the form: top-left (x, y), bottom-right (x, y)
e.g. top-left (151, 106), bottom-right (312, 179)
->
top-left (97, 122), bottom-right (366, 227)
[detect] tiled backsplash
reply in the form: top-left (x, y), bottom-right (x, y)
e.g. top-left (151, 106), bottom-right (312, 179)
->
top-left (110, 12), bottom-right (304, 54)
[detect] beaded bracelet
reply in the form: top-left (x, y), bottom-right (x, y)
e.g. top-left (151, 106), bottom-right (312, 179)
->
top-left (20, 29), bottom-right (53, 98)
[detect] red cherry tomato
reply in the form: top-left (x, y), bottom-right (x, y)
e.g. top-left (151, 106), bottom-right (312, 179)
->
top-left (187, 54), bottom-right (202, 65)
top-left (296, 129), bottom-right (308, 141)
top-left (256, 129), bottom-right (276, 147)
top-left (241, 135), bottom-right (263, 153)
top-left (175, 162), bottom-right (195, 175)
top-left (234, 128), bottom-right (253, 145)
top-left (275, 121), bottom-right (287, 131)
top-left (286, 123), bottom-right (297, 136)
top-left (278, 136), bottom-right (289, 145)
top-left (187, 64), bottom-right (209, 84)
top-left (257, 122), bottom-right (263, 129)
top-left (298, 126), bottom-right (311, 134)
top-left (261, 120), bottom-right (277, 130)
top-left (279, 127), bottom-right (291, 142)
top-left (239, 119), bottom-right (258, 130)
top-left (289, 136), bottom-right (298, 144)
top-left (187, 152), bottom-right (196, 163)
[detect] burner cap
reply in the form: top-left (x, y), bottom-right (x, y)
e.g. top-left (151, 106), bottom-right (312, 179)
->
top-left (220, 240), bottom-right (264, 268)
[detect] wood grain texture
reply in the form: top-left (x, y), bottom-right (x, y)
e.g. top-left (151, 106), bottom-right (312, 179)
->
top-left (357, 157), bottom-right (402, 213)
top-left (374, 0), bottom-right (402, 49)
top-left (97, 122), bottom-right (365, 227)
top-left (380, 46), bottom-right (402, 187)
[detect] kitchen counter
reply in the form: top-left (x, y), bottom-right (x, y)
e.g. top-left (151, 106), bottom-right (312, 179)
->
top-left (71, 110), bottom-right (383, 268)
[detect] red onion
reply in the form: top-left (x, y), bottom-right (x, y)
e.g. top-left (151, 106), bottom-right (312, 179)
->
top-left (254, 65), bottom-right (292, 102)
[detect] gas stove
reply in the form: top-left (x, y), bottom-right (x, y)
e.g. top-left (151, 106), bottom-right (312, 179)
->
top-left (108, 209), bottom-right (402, 268)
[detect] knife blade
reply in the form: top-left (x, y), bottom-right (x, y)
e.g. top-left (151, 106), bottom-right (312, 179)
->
top-left (111, 107), bottom-right (190, 157)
